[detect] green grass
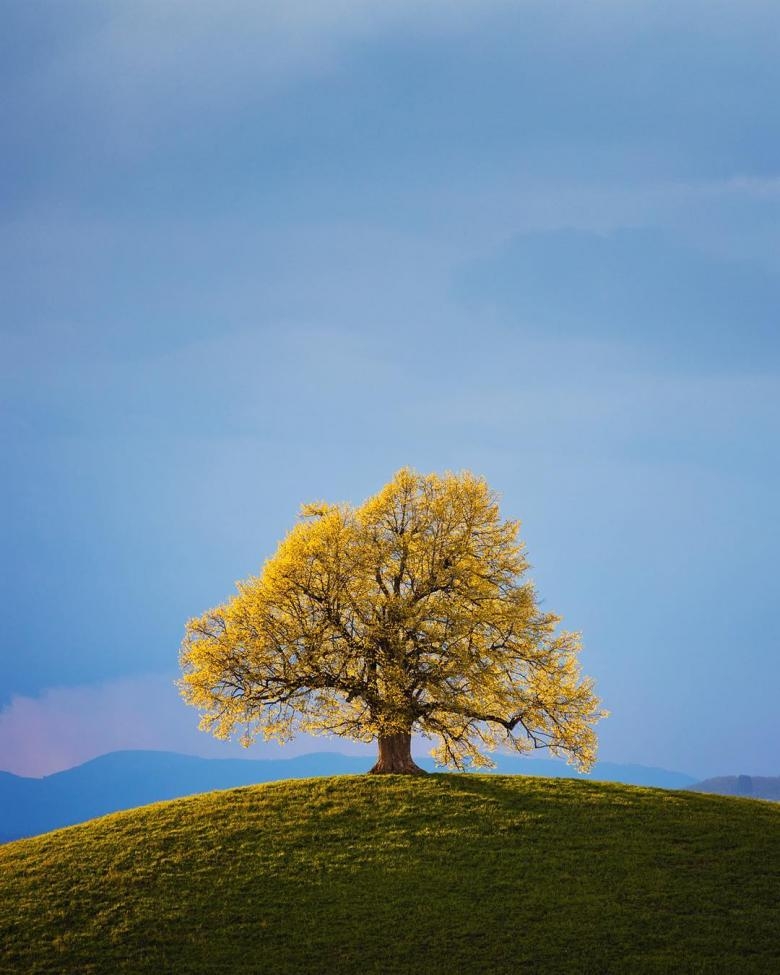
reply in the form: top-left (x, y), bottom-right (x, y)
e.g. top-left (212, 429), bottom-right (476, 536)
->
top-left (1, 775), bottom-right (778, 974)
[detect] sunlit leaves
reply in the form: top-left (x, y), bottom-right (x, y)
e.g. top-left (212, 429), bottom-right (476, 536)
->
top-left (179, 468), bottom-right (606, 769)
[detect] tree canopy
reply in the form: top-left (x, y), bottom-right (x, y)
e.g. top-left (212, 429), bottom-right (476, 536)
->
top-left (179, 468), bottom-right (605, 773)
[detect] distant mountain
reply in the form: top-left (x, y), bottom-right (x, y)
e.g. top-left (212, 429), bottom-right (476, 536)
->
top-left (689, 775), bottom-right (780, 801)
top-left (0, 749), bottom-right (697, 844)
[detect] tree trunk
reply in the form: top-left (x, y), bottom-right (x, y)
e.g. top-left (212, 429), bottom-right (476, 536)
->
top-left (368, 732), bottom-right (426, 774)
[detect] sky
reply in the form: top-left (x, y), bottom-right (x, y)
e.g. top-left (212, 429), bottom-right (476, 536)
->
top-left (2, 0), bottom-right (779, 779)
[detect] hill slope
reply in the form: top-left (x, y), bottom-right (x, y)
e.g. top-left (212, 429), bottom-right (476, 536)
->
top-left (1, 775), bottom-right (778, 974)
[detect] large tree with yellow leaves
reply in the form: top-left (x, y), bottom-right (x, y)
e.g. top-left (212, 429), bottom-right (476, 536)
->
top-left (179, 469), bottom-right (605, 774)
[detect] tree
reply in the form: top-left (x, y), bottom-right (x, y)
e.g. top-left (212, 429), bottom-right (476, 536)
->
top-left (179, 468), bottom-right (605, 774)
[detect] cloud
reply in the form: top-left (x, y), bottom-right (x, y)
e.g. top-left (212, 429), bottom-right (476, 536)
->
top-left (6, 0), bottom-right (780, 217)
top-left (4, 0), bottom-right (506, 159)
top-left (457, 226), bottom-right (780, 365)
top-left (0, 673), bottom-right (371, 777)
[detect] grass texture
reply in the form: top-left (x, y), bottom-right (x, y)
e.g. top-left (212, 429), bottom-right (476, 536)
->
top-left (1, 774), bottom-right (778, 974)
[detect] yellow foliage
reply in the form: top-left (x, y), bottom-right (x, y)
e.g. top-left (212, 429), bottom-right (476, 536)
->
top-left (179, 468), bottom-right (606, 770)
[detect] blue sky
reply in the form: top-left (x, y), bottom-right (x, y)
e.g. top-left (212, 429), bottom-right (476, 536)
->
top-left (2, 1), bottom-right (779, 777)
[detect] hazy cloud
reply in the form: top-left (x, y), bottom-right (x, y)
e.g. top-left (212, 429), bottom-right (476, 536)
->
top-left (0, 674), bottom-right (372, 777)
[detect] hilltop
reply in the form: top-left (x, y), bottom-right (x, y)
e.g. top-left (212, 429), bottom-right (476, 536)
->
top-left (1, 775), bottom-right (778, 974)
top-left (0, 749), bottom-right (695, 843)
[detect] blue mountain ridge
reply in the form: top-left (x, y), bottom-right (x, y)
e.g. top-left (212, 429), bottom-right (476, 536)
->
top-left (0, 750), bottom-right (697, 844)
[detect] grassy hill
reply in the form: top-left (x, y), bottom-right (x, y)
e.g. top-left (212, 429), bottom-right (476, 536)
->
top-left (0, 748), bottom-right (696, 844)
top-left (1, 775), bottom-right (778, 974)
